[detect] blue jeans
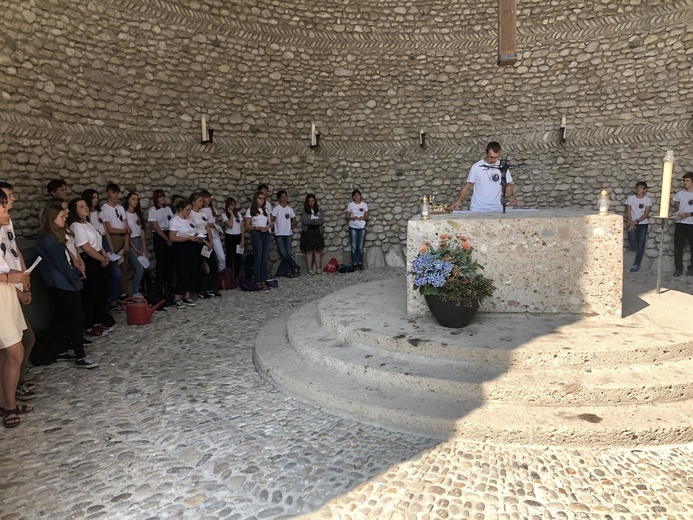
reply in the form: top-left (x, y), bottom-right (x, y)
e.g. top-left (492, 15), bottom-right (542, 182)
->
top-left (275, 235), bottom-right (299, 270)
top-left (129, 236), bottom-right (145, 294)
top-left (349, 227), bottom-right (365, 266)
top-left (250, 231), bottom-right (270, 283)
top-left (627, 224), bottom-right (648, 267)
top-left (102, 236), bottom-right (121, 303)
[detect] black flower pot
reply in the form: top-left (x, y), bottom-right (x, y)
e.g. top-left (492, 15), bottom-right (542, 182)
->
top-left (424, 295), bottom-right (480, 328)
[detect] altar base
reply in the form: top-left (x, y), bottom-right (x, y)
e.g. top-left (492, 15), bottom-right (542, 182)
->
top-left (407, 209), bottom-right (623, 317)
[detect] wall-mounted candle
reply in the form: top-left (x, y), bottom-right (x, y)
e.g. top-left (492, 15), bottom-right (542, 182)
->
top-left (658, 150), bottom-right (675, 217)
top-left (561, 115), bottom-right (567, 128)
top-left (201, 116), bottom-right (207, 142)
top-left (310, 122), bottom-right (317, 147)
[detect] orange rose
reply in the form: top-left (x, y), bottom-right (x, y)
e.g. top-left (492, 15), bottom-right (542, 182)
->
top-left (462, 242), bottom-right (471, 250)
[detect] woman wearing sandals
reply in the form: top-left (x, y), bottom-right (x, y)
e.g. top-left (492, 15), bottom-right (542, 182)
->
top-left (301, 193), bottom-right (325, 274)
top-left (245, 191), bottom-right (272, 290)
top-left (0, 188), bottom-right (32, 428)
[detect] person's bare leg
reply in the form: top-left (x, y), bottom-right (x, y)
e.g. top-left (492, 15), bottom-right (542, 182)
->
top-left (1, 342), bottom-right (24, 411)
top-left (305, 251), bottom-right (314, 272)
top-left (315, 251), bottom-right (322, 270)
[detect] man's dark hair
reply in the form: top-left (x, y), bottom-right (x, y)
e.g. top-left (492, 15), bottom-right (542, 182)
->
top-left (486, 142), bottom-right (502, 154)
top-left (47, 179), bottom-right (67, 195)
top-left (683, 172), bottom-right (693, 181)
top-left (276, 190), bottom-right (287, 200)
top-left (257, 183), bottom-right (269, 192)
top-left (106, 183), bottom-right (120, 193)
top-left (635, 181), bottom-right (648, 189)
top-left (0, 181), bottom-right (12, 191)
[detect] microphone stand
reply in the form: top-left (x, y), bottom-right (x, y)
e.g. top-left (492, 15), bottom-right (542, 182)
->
top-left (482, 158), bottom-right (511, 213)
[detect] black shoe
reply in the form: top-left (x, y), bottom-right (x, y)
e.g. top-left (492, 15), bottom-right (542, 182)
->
top-left (686, 268), bottom-right (693, 277)
top-left (673, 270), bottom-right (683, 277)
top-left (83, 337), bottom-right (93, 345)
top-left (198, 291), bottom-right (212, 299)
top-left (358, 264), bottom-right (364, 271)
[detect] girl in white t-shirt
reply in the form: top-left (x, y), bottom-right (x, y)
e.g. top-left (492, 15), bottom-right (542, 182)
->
top-left (147, 189), bottom-right (174, 289)
top-left (168, 199), bottom-right (203, 307)
top-left (222, 197), bottom-right (245, 278)
top-left (244, 191), bottom-right (271, 288)
top-left (346, 189), bottom-right (369, 270)
top-left (68, 197), bottom-right (111, 337)
top-left (201, 190), bottom-right (226, 272)
top-left (190, 192), bottom-right (219, 298)
top-left (125, 192), bottom-right (148, 296)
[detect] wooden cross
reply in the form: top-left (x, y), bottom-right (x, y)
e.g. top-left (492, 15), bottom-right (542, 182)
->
top-left (498, 0), bottom-right (517, 66)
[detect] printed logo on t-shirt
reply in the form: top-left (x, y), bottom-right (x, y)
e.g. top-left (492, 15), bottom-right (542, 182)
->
top-left (202, 216), bottom-right (208, 221)
top-left (115, 209), bottom-right (123, 221)
top-left (189, 222), bottom-right (195, 228)
top-left (285, 214), bottom-right (290, 219)
top-left (688, 200), bottom-right (693, 206)
top-left (492, 174), bottom-right (500, 182)
top-left (6, 231), bottom-right (14, 241)
top-left (359, 208), bottom-right (364, 212)
top-left (235, 218), bottom-right (241, 223)
top-left (98, 217), bottom-right (104, 223)
top-left (0, 243), bottom-right (5, 256)
top-left (167, 215), bottom-right (172, 220)
top-left (639, 203), bottom-right (644, 209)
top-left (11, 248), bottom-right (18, 258)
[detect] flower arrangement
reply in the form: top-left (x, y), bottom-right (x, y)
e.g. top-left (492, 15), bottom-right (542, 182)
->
top-left (408, 234), bottom-right (495, 307)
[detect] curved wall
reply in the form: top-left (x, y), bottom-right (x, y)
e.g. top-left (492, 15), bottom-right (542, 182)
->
top-left (1, 0), bottom-right (691, 262)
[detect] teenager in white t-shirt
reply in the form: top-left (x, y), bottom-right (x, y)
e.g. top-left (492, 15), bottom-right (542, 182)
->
top-left (346, 189), bottom-right (369, 270)
top-left (671, 172), bottom-right (693, 277)
top-left (0, 181), bottom-right (36, 399)
top-left (245, 191), bottom-right (271, 288)
top-left (201, 190), bottom-right (226, 272)
top-left (222, 197), bottom-right (245, 278)
top-left (68, 197), bottom-right (111, 337)
top-left (147, 189), bottom-right (175, 289)
top-left (624, 181), bottom-right (652, 273)
top-left (190, 192), bottom-right (219, 298)
top-left (271, 190), bottom-right (300, 277)
top-left (125, 192), bottom-right (148, 296)
top-left (168, 199), bottom-right (204, 307)
top-left (101, 183), bottom-right (131, 304)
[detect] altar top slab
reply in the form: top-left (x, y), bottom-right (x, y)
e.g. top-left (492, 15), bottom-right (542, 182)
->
top-left (417, 208), bottom-right (602, 221)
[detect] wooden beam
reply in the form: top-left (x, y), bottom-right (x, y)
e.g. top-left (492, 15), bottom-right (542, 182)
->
top-left (498, 0), bottom-right (517, 66)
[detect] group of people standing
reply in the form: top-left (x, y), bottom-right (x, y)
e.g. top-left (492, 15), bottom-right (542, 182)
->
top-left (0, 177), bottom-right (372, 428)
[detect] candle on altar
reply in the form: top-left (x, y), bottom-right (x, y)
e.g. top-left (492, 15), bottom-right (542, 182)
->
top-left (658, 150), bottom-right (675, 218)
top-left (201, 116), bottom-right (207, 142)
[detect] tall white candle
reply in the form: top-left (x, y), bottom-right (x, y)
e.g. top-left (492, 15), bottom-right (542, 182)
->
top-left (201, 116), bottom-right (207, 142)
top-left (658, 150), bottom-right (675, 218)
top-left (310, 122), bottom-right (316, 147)
top-left (561, 115), bottom-right (567, 127)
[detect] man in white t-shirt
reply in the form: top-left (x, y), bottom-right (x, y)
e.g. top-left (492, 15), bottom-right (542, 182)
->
top-left (672, 172), bottom-right (693, 277)
top-left (449, 142), bottom-right (518, 212)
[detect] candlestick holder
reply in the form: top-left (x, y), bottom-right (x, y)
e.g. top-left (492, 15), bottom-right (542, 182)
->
top-left (653, 216), bottom-right (674, 294)
top-left (201, 129), bottom-right (214, 145)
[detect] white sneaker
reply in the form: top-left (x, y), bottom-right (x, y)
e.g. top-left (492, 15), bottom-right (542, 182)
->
top-left (308, 268), bottom-right (315, 275)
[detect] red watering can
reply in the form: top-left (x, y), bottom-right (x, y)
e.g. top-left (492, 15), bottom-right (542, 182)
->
top-left (121, 297), bottom-right (164, 326)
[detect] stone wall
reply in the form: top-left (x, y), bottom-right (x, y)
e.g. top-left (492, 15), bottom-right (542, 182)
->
top-left (1, 0), bottom-right (691, 267)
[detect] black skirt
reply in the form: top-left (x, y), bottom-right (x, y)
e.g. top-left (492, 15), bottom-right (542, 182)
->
top-left (300, 227), bottom-right (324, 252)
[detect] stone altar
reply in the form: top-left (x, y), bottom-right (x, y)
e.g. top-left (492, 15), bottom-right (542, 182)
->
top-left (406, 209), bottom-right (623, 317)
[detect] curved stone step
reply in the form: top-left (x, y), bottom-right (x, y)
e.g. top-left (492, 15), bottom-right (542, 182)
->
top-left (317, 279), bottom-right (693, 368)
top-left (287, 301), bottom-right (693, 406)
top-left (255, 312), bottom-right (693, 446)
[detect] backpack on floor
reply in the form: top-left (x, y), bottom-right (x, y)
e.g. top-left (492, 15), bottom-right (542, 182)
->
top-left (238, 276), bottom-right (262, 291)
top-left (218, 268), bottom-right (238, 290)
top-left (323, 258), bottom-right (339, 273)
top-left (244, 253), bottom-right (254, 279)
top-left (338, 264), bottom-right (356, 273)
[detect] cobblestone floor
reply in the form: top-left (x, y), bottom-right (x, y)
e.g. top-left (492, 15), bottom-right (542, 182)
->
top-left (1, 266), bottom-right (691, 519)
